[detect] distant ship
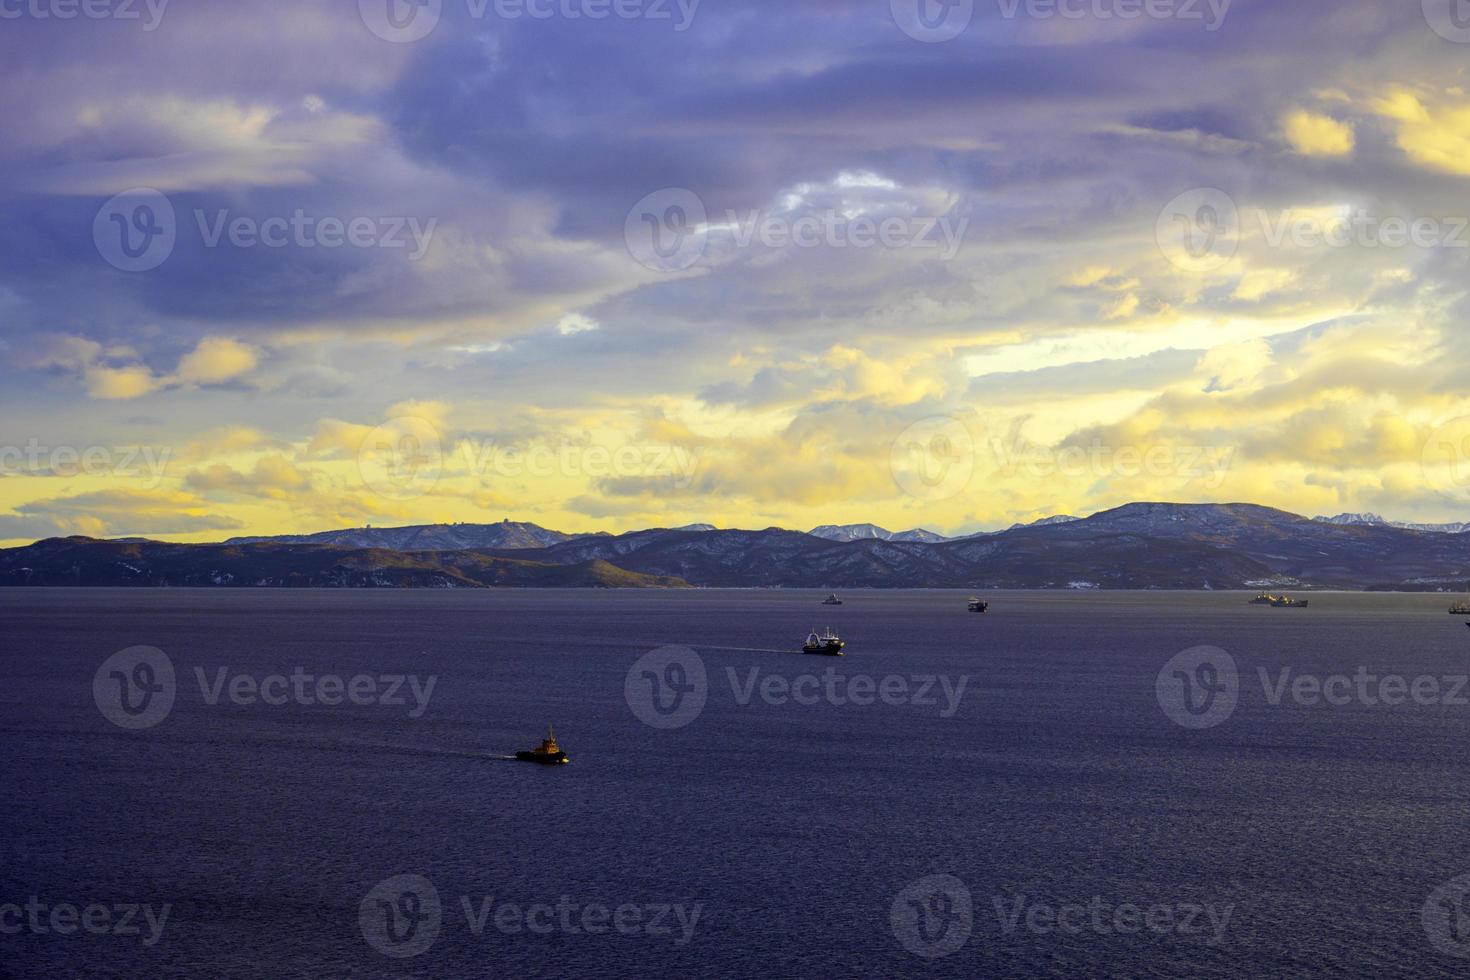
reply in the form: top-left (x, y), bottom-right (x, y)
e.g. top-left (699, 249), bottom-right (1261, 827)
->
top-left (822, 594), bottom-right (843, 605)
top-left (1450, 602), bottom-right (1470, 615)
top-left (802, 628), bottom-right (845, 655)
top-left (1250, 592), bottom-right (1310, 608)
top-left (967, 597), bottom-right (989, 613)
top-left (515, 726), bottom-right (569, 765)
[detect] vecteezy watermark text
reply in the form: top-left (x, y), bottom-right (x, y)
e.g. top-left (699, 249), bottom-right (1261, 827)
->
top-left (194, 667), bottom-right (437, 718)
top-left (94, 189), bottom-right (439, 272)
top-left (989, 436), bottom-right (1235, 489)
top-left (888, 874), bottom-right (1231, 959)
top-left (194, 210), bottom-right (437, 260)
top-left (996, 0), bottom-right (1230, 30)
top-left (1157, 645), bottom-right (1470, 730)
top-left (624, 646), bottom-right (971, 729)
top-left (993, 893), bottom-right (1233, 944)
top-left (726, 666), bottom-right (969, 717)
top-left (359, 874), bottom-right (703, 959)
top-left (0, 898), bottom-right (169, 946)
top-left (1157, 188), bottom-right (1470, 272)
top-left (93, 646), bottom-right (437, 729)
top-left (0, 440), bottom-right (171, 486)
top-left (624, 188), bottom-right (969, 272)
top-left (358, 0), bottom-right (699, 44)
top-left (356, 415), bottom-right (703, 501)
top-left (0, 0), bottom-right (168, 30)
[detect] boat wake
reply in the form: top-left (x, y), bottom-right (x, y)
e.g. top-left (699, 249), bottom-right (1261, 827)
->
top-left (691, 644), bottom-right (797, 655)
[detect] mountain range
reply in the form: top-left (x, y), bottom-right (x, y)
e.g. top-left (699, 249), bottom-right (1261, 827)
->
top-left (4, 502), bottom-right (1469, 591)
top-left (1312, 513), bottom-right (1470, 534)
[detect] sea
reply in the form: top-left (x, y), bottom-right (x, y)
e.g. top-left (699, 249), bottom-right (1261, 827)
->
top-left (2, 588), bottom-right (1470, 978)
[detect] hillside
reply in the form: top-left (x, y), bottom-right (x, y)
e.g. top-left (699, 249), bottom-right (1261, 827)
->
top-left (0, 537), bottom-right (687, 589)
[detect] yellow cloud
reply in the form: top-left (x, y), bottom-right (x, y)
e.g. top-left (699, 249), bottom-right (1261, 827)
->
top-left (1281, 110), bottom-right (1355, 157)
top-left (175, 337), bottom-right (260, 385)
top-left (1369, 87), bottom-right (1470, 176)
top-left (86, 364), bottom-right (159, 400)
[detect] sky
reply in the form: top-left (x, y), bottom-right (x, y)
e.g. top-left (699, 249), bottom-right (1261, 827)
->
top-left (3, 0), bottom-right (1470, 544)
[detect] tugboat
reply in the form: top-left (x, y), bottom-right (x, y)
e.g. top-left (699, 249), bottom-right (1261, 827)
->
top-left (515, 726), bottom-right (569, 765)
top-left (802, 628), bottom-right (845, 656)
top-left (1249, 592), bottom-right (1310, 608)
top-left (822, 594), bottom-right (843, 606)
top-left (967, 597), bottom-right (989, 613)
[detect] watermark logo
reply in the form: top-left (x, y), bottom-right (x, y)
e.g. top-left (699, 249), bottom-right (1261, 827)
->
top-left (1423, 417), bottom-right (1470, 502)
top-left (94, 188), bottom-right (175, 273)
top-left (1156, 187), bottom-right (1238, 273)
top-left (358, 416), bottom-right (444, 501)
top-left (625, 188), bottom-right (709, 272)
top-left (625, 645), bottom-right (707, 729)
top-left (891, 0), bottom-right (974, 42)
top-left (1424, 0), bottom-right (1470, 43)
top-left (93, 646), bottom-right (176, 730)
top-left (359, 0), bottom-right (442, 42)
top-left (891, 416), bottom-right (975, 501)
top-left (1423, 874), bottom-right (1470, 957)
top-left (360, 874), bottom-right (442, 958)
top-left (1156, 645), bottom-right (1237, 730)
top-left (890, 874), bottom-right (973, 958)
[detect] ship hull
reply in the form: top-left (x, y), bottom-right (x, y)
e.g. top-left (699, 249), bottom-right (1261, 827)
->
top-left (515, 751), bottom-right (569, 764)
top-left (802, 644), bottom-right (844, 656)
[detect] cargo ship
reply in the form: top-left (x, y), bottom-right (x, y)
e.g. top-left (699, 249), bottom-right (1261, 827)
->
top-left (1250, 592), bottom-right (1309, 608)
top-left (515, 726), bottom-right (569, 765)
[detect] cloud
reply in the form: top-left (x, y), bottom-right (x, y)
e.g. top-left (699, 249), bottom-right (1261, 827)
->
top-left (556, 313), bottom-right (601, 336)
top-left (1281, 110), bottom-right (1355, 157)
top-left (174, 338), bottom-right (260, 386)
top-left (14, 334), bottom-right (261, 400)
top-left (0, 488), bottom-right (243, 540)
top-left (1369, 87), bottom-right (1470, 177)
top-left (184, 455), bottom-right (313, 500)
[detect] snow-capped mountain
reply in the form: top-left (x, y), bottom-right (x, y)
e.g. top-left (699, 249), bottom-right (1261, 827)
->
top-left (1008, 514), bottom-right (1082, 530)
top-left (1314, 513), bottom-right (1470, 534)
top-left (807, 524), bottom-right (948, 543)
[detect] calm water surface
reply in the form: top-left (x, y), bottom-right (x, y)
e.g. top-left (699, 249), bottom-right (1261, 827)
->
top-left (3, 588), bottom-right (1470, 978)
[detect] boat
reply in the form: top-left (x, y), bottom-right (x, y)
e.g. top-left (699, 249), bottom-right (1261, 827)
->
top-left (1450, 603), bottom-right (1470, 615)
top-left (967, 597), bottom-right (989, 613)
top-left (1249, 592), bottom-right (1309, 608)
top-left (802, 627), bottom-right (845, 656)
top-left (515, 725), bottom-right (569, 765)
top-left (822, 594), bottom-right (843, 606)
